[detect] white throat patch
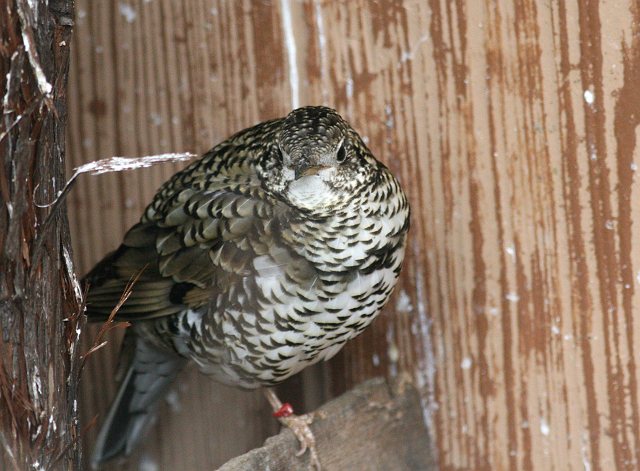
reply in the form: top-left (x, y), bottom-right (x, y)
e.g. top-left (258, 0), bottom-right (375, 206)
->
top-left (286, 169), bottom-right (336, 209)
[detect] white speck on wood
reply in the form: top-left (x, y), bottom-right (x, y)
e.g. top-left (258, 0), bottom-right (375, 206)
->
top-left (400, 34), bottom-right (428, 63)
top-left (280, 0), bottom-right (299, 109)
top-left (385, 104), bottom-right (394, 129)
top-left (119, 3), bottom-right (137, 23)
top-left (386, 324), bottom-right (399, 377)
top-left (138, 454), bottom-right (159, 471)
top-left (150, 112), bottom-right (163, 126)
top-left (540, 417), bottom-right (550, 436)
top-left (395, 289), bottom-right (413, 313)
top-left (505, 244), bottom-right (516, 258)
top-left (346, 77), bottom-right (354, 99)
top-left (460, 357), bottom-right (472, 370)
top-left (505, 292), bottom-right (520, 303)
top-left (583, 89), bottom-right (594, 105)
top-left (165, 389), bottom-right (182, 413)
top-left (49, 413), bottom-right (57, 433)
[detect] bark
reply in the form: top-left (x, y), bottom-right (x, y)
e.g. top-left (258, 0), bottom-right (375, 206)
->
top-left (0, 1), bottom-right (80, 470)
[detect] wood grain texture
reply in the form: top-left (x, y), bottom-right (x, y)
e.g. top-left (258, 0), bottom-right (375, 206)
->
top-left (66, 0), bottom-right (640, 470)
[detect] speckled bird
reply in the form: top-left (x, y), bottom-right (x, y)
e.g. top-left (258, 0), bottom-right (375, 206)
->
top-left (86, 106), bottom-right (410, 468)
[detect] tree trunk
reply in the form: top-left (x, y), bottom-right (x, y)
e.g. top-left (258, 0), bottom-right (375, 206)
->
top-left (0, 1), bottom-right (80, 470)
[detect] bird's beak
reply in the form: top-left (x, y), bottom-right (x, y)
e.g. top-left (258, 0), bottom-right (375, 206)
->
top-left (294, 165), bottom-right (328, 179)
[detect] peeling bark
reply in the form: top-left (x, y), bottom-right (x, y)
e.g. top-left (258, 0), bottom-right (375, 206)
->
top-left (0, 1), bottom-right (81, 469)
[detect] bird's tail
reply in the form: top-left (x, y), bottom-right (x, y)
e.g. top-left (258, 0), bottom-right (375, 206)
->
top-left (91, 333), bottom-right (186, 468)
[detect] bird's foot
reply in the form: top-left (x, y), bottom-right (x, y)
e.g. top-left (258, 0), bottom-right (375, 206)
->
top-left (264, 389), bottom-right (322, 470)
top-left (278, 411), bottom-right (321, 470)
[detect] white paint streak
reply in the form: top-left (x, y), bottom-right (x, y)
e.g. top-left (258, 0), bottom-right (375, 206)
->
top-left (2, 52), bottom-right (18, 108)
top-left (18, 2), bottom-right (53, 97)
top-left (63, 246), bottom-right (83, 302)
top-left (29, 366), bottom-right (42, 409)
top-left (27, 0), bottom-right (39, 20)
top-left (18, 16), bottom-right (52, 97)
top-left (314, 0), bottom-right (329, 102)
top-left (581, 430), bottom-right (592, 471)
top-left (413, 253), bottom-right (437, 457)
top-left (346, 77), bottom-right (354, 99)
top-left (280, 0), bottom-right (299, 109)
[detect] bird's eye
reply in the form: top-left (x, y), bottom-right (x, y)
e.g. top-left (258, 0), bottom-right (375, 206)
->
top-left (336, 142), bottom-right (347, 163)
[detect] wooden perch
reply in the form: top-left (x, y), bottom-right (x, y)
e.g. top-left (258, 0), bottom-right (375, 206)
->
top-left (218, 377), bottom-right (434, 471)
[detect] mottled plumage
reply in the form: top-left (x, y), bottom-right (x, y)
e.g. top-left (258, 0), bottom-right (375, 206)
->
top-left (86, 106), bottom-right (410, 466)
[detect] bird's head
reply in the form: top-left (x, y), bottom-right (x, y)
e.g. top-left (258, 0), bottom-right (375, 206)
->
top-left (261, 106), bottom-right (378, 214)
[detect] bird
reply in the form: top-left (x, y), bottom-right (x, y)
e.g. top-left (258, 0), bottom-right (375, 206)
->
top-left (84, 106), bottom-right (410, 469)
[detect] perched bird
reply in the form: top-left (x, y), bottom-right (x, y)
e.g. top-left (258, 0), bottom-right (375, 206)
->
top-left (85, 106), bottom-right (410, 468)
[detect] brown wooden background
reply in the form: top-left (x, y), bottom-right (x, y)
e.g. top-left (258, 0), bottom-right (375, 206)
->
top-left (66, 1), bottom-right (640, 470)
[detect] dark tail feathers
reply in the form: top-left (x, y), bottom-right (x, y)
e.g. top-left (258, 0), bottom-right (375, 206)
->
top-left (91, 334), bottom-right (186, 468)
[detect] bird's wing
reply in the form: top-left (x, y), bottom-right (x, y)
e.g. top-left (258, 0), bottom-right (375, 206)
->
top-left (83, 179), bottom-right (283, 321)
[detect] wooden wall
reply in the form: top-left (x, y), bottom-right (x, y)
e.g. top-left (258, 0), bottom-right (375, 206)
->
top-left (66, 1), bottom-right (640, 470)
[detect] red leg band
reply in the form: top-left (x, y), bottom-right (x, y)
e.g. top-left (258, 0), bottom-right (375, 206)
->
top-left (273, 402), bottom-right (294, 418)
